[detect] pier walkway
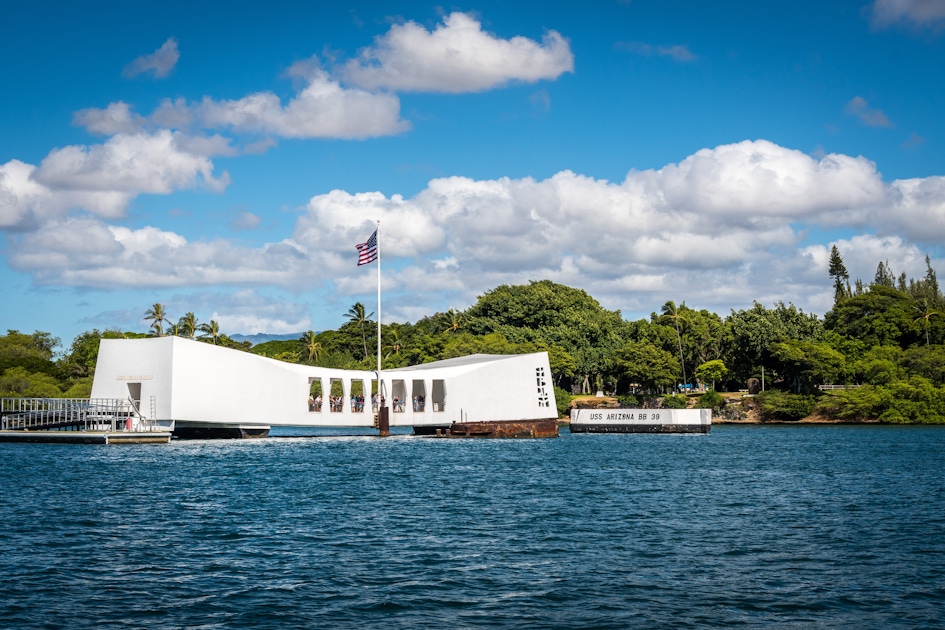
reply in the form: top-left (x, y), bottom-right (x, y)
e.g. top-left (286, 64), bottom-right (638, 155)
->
top-left (0, 397), bottom-right (172, 444)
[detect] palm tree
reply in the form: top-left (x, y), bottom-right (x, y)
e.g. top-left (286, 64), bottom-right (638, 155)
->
top-left (167, 322), bottom-right (182, 337)
top-left (198, 320), bottom-right (221, 345)
top-left (383, 328), bottom-right (404, 358)
top-left (914, 298), bottom-right (941, 346)
top-left (345, 302), bottom-right (374, 360)
top-left (441, 309), bottom-right (463, 333)
top-left (178, 312), bottom-right (199, 341)
top-left (144, 303), bottom-right (168, 337)
top-left (660, 300), bottom-right (689, 391)
top-left (298, 330), bottom-right (323, 364)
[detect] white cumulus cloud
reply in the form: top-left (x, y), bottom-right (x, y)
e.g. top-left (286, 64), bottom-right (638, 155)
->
top-left (654, 139), bottom-right (886, 222)
top-left (32, 130), bottom-right (230, 193)
top-left (9, 140), bottom-right (945, 323)
top-left (123, 37), bottom-right (180, 78)
top-left (871, 0), bottom-right (945, 30)
top-left (0, 159), bottom-right (132, 231)
top-left (845, 96), bottom-right (893, 128)
top-left (158, 70), bottom-right (409, 139)
top-left (72, 14), bottom-right (569, 145)
top-left (342, 12), bottom-right (574, 93)
top-left (73, 101), bottom-right (147, 135)
top-left (885, 176), bottom-right (945, 241)
top-left (1, 131), bottom-right (230, 232)
top-left (8, 217), bottom-right (311, 289)
top-left (202, 289), bottom-right (311, 335)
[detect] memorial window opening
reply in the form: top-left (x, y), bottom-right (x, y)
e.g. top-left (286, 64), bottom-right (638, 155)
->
top-left (329, 378), bottom-right (344, 412)
top-left (432, 380), bottom-right (446, 412)
top-left (350, 380), bottom-right (366, 413)
top-left (309, 378), bottom-right (323, 412)
top-left (411, 380), bottom-right (426, 412)
top-left (392, 380), bottom-right (407, 413)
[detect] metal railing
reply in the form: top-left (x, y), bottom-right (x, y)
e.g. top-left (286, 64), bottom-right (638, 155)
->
top-left (0, 397), bottom-right (170, 433)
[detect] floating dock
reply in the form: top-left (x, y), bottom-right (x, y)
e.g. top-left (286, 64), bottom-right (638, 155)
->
top-left (569, 408), bottom-right (711, 433)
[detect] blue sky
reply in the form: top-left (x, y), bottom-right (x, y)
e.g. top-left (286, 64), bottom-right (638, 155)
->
top-left (3, 0), bottom-right (945, 346)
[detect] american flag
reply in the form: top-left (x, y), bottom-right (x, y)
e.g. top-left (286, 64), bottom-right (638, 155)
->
top-left (356, 229), bottom-right (378, 266)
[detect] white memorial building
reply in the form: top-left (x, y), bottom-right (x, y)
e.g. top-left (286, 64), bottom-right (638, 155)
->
top-left (90, 336), bottom-right (557, 437)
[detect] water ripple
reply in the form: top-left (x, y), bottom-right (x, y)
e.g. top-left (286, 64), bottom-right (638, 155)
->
top-left (1, 425), bottom-right (944, 627)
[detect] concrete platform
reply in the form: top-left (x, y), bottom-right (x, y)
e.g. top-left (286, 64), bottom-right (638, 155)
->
top-left (0, 431), bottom-right (172, 444)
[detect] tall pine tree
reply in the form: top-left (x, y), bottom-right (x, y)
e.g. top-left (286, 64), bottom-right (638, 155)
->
top-left (828, 245), bottom-right (851, 305)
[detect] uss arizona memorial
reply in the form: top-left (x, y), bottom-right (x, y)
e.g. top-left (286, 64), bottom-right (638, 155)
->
top-left (89, 336), bottom-right (558, 438)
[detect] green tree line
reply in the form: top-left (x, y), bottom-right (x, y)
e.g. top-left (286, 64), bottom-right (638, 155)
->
top-left (3, 251), bottom-right (944, 422)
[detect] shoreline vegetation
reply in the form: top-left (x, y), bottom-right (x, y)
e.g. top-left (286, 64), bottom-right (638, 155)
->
top-left (3, 249), bottom-right (945, 424)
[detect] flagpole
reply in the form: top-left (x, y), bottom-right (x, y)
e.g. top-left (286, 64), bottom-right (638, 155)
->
top-left (376, 219), bottom-right (388, 436)
top-left (376, 219), bottom-right (382, 378)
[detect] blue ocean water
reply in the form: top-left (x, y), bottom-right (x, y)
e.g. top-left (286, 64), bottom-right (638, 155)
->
top-left (1, 425), bottom-right (943, 629)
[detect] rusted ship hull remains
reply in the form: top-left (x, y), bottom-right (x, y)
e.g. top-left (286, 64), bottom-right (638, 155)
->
top-left (435, 418), bottom-right (559, 438)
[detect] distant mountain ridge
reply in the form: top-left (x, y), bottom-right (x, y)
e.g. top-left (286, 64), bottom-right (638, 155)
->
top-left (229, 332), bottom-right (307, 346)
